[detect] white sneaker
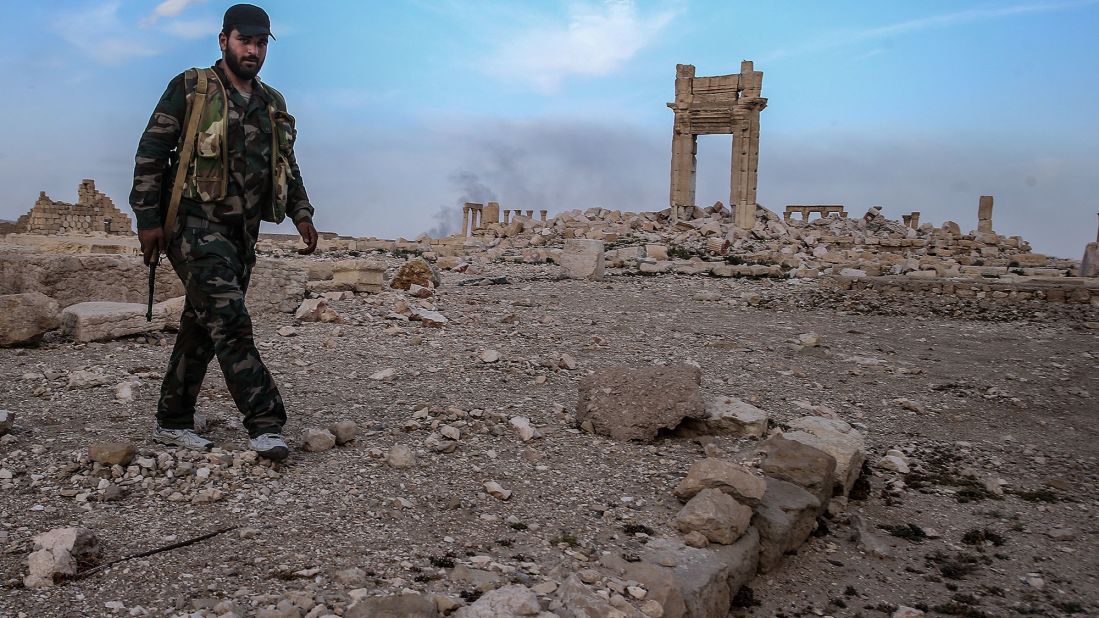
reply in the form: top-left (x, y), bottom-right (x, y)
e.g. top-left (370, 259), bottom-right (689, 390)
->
top-left (153, 426), bottom-right (214, 451)
top-left (249, 433), bottom-right (289, 462)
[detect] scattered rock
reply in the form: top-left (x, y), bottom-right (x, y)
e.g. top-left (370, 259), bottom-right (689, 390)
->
top-left (484, 481), bottom-right (513, 500)
top-left (301, 428), bottom-right (336, 452)
top-left (690, 397), bottom-right (769, 438)
top-left (371, 368), bottom-right (397, 381)
top-left (508, 416), bottom-right (538, 442)
top-left (277, 326), bottom-right (298, 337)
top-left (452, 584), bottom-right (545, 617)
top-left (480, 349), bottom-right (501, 363)
top-left (294, 298), bottom-right (345, 323)
top-left (24, 527), bottom-right (101, 588)
top-left (0, 409), bottom-right (13, 436)
top-left (328, 420), bottom-right (358, 446)
top-left (390, 258), bottom-right (441, 291)
top-left (386, 444), bottom-right (416, 469)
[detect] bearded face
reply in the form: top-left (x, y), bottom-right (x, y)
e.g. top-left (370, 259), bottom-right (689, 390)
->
top-left (220, 30), bottom-right (267, 81)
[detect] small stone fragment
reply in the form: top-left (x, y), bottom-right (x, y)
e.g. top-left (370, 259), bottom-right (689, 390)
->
top-left (301, 428), bottom-right (336, 452)
top-left (386, 444), bottom-right (416, 469)
top-left (484, 481), bottom-right (512, 500)
top-left (329, 420), bottom-right (358, 446)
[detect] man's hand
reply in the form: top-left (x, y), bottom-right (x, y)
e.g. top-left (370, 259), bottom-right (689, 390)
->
top-left (138, 227), bottom-right (166, 265)
top-left (296, 220), bottom-right (318, 255)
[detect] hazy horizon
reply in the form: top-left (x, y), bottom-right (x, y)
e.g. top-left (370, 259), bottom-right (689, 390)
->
top-left (2, 1), bottom-right (1097, 258)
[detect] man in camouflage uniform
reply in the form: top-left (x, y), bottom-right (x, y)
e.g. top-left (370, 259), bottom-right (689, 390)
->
top-left (130, 4), bottom-right (317, 461)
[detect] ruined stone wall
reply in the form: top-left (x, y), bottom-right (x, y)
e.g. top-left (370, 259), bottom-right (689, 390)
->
top-left (19, 180), bottom-right (134, 236)
top-left (0, 249), bottom-right (305, 314)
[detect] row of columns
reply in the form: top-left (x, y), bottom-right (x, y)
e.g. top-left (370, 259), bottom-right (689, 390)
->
top-left (462, 201), bottom-right (549, 236)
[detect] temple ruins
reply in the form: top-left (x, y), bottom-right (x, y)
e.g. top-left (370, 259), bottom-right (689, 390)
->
top-left (15, 179), bottom-right (133, 236)
top-left (668, 61), bottom-right (767, 230)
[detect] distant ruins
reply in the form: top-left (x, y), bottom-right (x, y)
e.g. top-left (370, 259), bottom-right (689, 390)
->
top-left (668, 61), bottom-right (767, 230)
top-left (461, 201), bottom-right (547, 236)
top-left (15, 179), bottom-right (133, 236)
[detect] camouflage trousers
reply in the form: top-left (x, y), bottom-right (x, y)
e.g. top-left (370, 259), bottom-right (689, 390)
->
top-left (156, 228), bottom-right (286, 437)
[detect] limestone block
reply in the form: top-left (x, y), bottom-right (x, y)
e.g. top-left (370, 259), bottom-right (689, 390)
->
top-left (783, 416), bottom-right (866, 496)
top-left (751, 434), bottom-right (837, 506)
top-left (561, 239), bottom-right (605, 281)
top-left (60, 297), bottom-right (182, 342)
top-left (645, 244), bottom-right (669, 261)
top-left (331, 259), bottom-right (385, 293)
top-left (676, 488), bottom-right (752, 544)
top-left (452, 585), bottom-right (546, 617)
top-left (752, 477), bottom-right (822, 573)
top-left (24, 527), bottom-right (101, 588)
top-left (619, 531), bottom-right (760, 618)
top-left (576, 364), bottom-right (706, 442)
top-left (0, 292), bottom-right (60, 347)
top-left (674, 458), bottom-right (767, 506)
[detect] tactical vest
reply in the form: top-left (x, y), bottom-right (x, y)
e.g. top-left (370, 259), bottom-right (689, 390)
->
top-left (178, 67), bottom-right (296, 224)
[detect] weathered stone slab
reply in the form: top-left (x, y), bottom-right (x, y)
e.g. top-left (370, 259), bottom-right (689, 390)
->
top-left (619, 530), bottom-right (760, 618)
top-left (693, 396), bottom-right (769, 438)
top-left (675, 488), bottom-right (752, 544)
top-left (0, 292), bottom-right (59, 347)
top-left (331, 259), bottom-right (385, 293)
top-left (752, 476), bottom-right (822, 573)
top-left (576, 364), bottom-right (706, 442)
top-left (345, 593), bottom-right (439, 618)
top-left (60, 297), bottom-right (184, 342)
top-left (784, 416), bottom-right (866, 496)
top-left (674, 458), bottom-right (766, 506)
top-left (751, 434), bottom-right (837, 505)
top-left (561, 239), bottom-right (605, 281)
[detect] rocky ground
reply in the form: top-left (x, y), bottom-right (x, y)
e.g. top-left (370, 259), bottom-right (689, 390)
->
top-left (1, 259), bottom-right (1097, 618)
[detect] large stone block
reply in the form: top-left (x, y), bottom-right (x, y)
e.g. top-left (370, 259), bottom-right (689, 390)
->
top-left (686, 396), bottom-right (769, 438)
top-left (576, 364), bottom-right (706, 442)
top-left (751, 434), bottom-right (837, 506)
top-left (618, 531), bottom-right (760, 618)
top-left (783, 416), bottom-right (866, 496)
top-left (561, 239), bottom-right (605, 281)
top-left (752, 477), bottom-right (822, 573)
top-left (60, 297), bottom-right (183, 342)
top-left (674, 458), bottom-right (767, 506)
top-left (0, 292), bottom-right (59, 347)
top-left (345, 593), bottom-right (439, 618)
top-left (331, 259), bottom-right (385, 293)
top-left (675, 488), bottom-right (753, 545)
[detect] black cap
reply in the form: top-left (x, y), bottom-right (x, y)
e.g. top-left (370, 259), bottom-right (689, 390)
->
top-left (223, 4), bottom-right (275, 39)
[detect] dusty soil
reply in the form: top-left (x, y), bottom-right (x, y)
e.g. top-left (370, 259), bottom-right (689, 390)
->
top-left (1, 260), bottom-right (1097, 617)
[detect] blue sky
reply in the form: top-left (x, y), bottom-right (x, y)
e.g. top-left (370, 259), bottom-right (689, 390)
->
top-left (1, 1), bottom-right (1097, 256)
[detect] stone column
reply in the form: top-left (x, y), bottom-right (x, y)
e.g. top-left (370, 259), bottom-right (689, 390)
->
top-left (462, 206), bottom-right (470, 237)
top-left (978, 196), bottom-right (993, 233)
top-left (539, 210), bottom-right (548, 222)
top-left (503, 210), bottom-right (511, 224)
top-left (910, 212), bottom-right (921, 228)
top-left (525, 210), bottom-right (534, 218)
top-left (669, 64), bottom-right (697, 217)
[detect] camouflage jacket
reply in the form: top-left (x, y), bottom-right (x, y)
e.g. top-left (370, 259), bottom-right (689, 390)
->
top-left (129, 61), bottom-right (313, 233)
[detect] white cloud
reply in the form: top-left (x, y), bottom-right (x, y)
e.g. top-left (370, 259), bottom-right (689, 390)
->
top-left (765, 0), bottom-right (1099, 60)
top-left (485, 0), bottom-right (678, 94)
top-left (141, 0), bottom-right (206, 27)
top-left (52, 2), bottom-right (156, 65)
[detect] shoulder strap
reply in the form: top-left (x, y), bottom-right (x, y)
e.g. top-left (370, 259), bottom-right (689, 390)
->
top-left (164, 68), bottom-right (209, 237)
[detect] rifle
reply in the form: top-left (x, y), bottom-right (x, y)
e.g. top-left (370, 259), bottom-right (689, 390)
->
top-left (147, 150), bottom-right (177, 323)
top-left (146, 254), bottom-right (158, 322)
